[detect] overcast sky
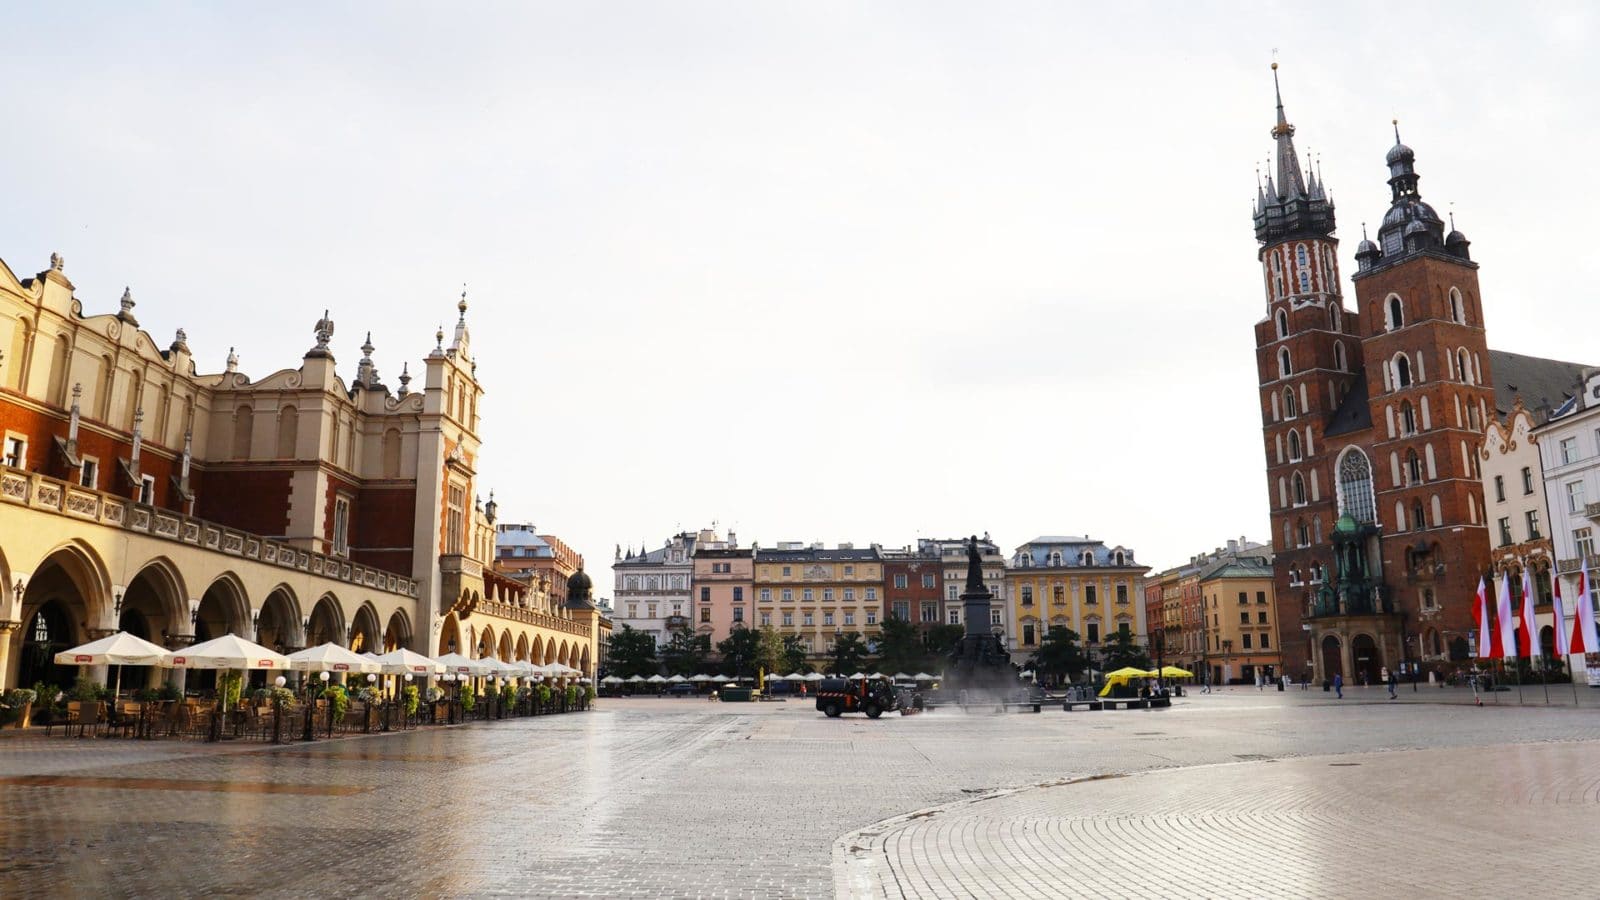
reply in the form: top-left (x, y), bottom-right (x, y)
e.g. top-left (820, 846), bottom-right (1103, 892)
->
top-left (3, 2), bottom-right (1596, 586)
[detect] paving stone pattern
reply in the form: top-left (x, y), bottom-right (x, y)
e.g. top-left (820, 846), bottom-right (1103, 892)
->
top-left (0, 688), bottom-right (1596, 898)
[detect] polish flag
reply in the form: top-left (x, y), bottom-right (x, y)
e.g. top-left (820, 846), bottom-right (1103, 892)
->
top-left (1495, 572), bottom-right (1517, 660)
top-left (1551, 576), bottom-right (1571, 658)
top-left (1473, 576), bottom-right (1495, 658)
top-left (1519, 567), bottom-right (1538, 658)
top-left (1572, 568), bottom-right (1599, 656)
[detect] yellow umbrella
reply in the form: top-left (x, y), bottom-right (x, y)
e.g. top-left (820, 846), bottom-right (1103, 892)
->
top-left (1105, 666), bottom-right (1156, 679)
top-left (1157, 665), bottom-right (1194, 679)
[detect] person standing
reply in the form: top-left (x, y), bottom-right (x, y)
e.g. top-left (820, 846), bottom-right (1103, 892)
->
top-left (1387, 669), bottom-right (1398, 700)
top-left (1333, 672), bottom-right (1344, 699)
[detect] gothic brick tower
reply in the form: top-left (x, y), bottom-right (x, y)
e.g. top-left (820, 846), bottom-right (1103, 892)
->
top-left (1349, 123), bottom-right (1495, 669)
top-left (1252, 65), bottom-right (1363, 678)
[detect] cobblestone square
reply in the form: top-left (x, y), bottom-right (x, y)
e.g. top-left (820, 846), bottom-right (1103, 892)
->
top-left (1, 689), bottom-right (1596, 898)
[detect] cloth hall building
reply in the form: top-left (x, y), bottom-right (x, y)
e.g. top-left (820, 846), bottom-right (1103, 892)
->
top-left (1250, 66), bottom-right (1585, 684)
top-left (0, 253), bottom-right (601, 691)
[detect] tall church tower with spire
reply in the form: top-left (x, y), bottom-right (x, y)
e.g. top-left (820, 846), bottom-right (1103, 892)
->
top-left (1249, 65), bottom-right (1503, 685)
top-left (1251, 64), bottom-right (1362, 678)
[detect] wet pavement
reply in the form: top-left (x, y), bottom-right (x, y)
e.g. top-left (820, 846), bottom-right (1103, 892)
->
top-left (0, 688), bottom-right (1596, 898)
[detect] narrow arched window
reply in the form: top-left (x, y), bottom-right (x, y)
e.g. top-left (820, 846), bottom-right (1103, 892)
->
top-left (1279, 348), bottom-right (1292, 378)
top-left (1288, 430), bottom-right (1302, 460)
top-left (1283, 388), bottom-right (1298, 419)
top-left (1334, 341), bottom-right (1347, 372)
top-left (1299, 270), bottom-right (1311, 293)
top-left (1387, 296), bottom-right (1405, 330)
top-left (1275, 310), bottom-right (1288, 339)
top-left (1411, 501), bottom-right (1426, 531)
top-left (1395, 355), bottom-right (1412, 388)
top-left (1449, 288), bottom-right (1464, 324)
top-left (1406, 449), bottom-right (1422, 484)
top-left (1401, 401), bottom-right (1416, 435)
top-left (1293, 472), bottom-right (1307, 505)
top-left (1457, 349), bottom-right (1472, 384)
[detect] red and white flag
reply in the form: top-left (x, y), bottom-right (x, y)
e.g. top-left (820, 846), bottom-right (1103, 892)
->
top-left (1552, 575), bottom-right (1571, 658)
top-left (1520, 567), bottom-right (1538, 658)
top-left (1473, 576), bottom-right (1495, 658)
top-left (1572, 567), bottom-right (1599, 656)
top-left (1496, 572), bottom-right (1517, 660)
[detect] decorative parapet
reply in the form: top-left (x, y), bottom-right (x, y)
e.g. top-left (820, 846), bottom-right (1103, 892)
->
top-left (473, 598), bottom-right (592, 638)
top-left (0, 467), bottom-right (416, 599)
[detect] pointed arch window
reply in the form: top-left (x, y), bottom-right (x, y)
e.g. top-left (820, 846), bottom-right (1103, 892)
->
top-left (1275, 310), bottom-right (1288, 339)
top-left (1334, 341), bottom-right (1347, 372)
top-left (1387, 295), bottom-right (1405, 331)
top-left (1406, 449), bottom-right (1422, 485)
top-left (1457, 349), bottom-right (1472, 385)
top-left (1394, 354), bottom-right (1412, 389)
top-left (1336, 448), bottom-right (1377, 524)
top-left (1298, 270), bottom-right (1311, 293)
top-left (1283, 387), bottom-right (1298, 419)
top-left (1296, 244), bottom-right (1310, 268)
top-left (1288, 429), bottom-right (1302, 461)
top-left (1292, 472), bottom-right (1307, 505)
top-left (1279, 348), bottom-right (1292, 379)
top-left (1400, 401), bottom-right (1416, 435)
top-left (1411, 500), bottom-right (1426, 531)
top-left (1449, 287), bottom-right (1465, 324)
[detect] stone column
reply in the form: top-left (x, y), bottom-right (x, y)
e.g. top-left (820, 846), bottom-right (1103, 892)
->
top-left (165, 634), bottom-right (195, 693)
top-left (86, 628), bottom-right (117, 686)
top-left (0, 620), bottom-right (21, 691)
top-left (1340, 632), bottom-right (1356, 683)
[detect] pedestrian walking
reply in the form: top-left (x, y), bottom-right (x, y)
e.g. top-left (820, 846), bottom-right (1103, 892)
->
top-left (1334, 672), bottom-right (1344, 699)
top-left (1387, 670), bottom-right (1398, 700)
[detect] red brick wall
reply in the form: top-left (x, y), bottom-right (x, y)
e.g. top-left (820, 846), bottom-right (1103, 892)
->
top-left (353, 484), bottom-right (417, 575)
top-left (1, 395), bottom-right (178, 508)
top-left (192, 466), bottom-right (293, 537)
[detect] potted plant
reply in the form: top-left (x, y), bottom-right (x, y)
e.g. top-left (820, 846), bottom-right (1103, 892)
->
top-left (460, 683), bottom-right (476, 714)
top-left (3, 688), bottom-right (37, 728)
top-left (403, 685), bottom-right (420, 718)
top-left (323, 684), bottom-right (349, 725)
top-left (563, 685), bottom-right (578, 709)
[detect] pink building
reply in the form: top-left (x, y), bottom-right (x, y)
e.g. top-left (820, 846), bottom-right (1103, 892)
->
top-left (691, 530), bottom-right (753, 647)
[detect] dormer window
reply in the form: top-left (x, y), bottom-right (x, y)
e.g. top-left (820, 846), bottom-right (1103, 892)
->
top-left (1081, 550), bottom-right (1094, 566)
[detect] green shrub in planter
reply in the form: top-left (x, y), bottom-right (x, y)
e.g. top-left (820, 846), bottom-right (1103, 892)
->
top-left (500, 684), bottom-right (515, 708)
top-left (403, 685), bottom-right (420, 716)
top-left (585, 686), bottom-right (597, 703)
top-left (72, 674), bottom-right (104, 703)
top-left (158, 681), bottom-right (182, 702)
top-left (564, 685), bottom-right (578, 706)
top-left (216, 671), bottom-right (243, 710)
top-left (535, 684), bottom-right (552, 708)
top-left (460, 683), bottom-right (476, 712)
top-left (323, 684), bottom-right (349, 723)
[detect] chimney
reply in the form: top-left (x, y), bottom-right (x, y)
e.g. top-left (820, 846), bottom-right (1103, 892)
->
top-left (1227, 539), bottom-right (1239, 552)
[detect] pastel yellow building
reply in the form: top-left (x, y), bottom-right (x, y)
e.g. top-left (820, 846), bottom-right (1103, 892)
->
top-left (753, 543), bottom-right (882, 661)
top-left (1006, 536), bottom-right (1148, 658)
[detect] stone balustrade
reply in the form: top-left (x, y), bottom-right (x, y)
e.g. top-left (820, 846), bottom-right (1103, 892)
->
top-left (0, 466), bottom-right (416, 599)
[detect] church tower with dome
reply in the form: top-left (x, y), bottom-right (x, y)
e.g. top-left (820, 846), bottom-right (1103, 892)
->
top-left (1252, 66), bottom-right (1501, 684)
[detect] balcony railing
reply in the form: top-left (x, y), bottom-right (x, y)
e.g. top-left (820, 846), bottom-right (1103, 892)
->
top-left (1557, 554), bottom-right (1600, 575)
top-left (1585, 502), bottom-right (1600, 521)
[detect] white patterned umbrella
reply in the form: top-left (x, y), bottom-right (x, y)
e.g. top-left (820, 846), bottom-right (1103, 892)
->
top-left (55, 632), bottom-right (169, 667)
top-left (646, 674), bottom-right (667, 684)
top-left (666, 674), bottom-right (687, 683)
top-left (55, 631), bottom-right (170, 698)
top-left (285, 642), bottom-right (383, 674)
top-left (371, 648), bottom-right (446, 676)
top-left (434, 652), bottom-right (494, 677)
top-left (689, 674), bottom-right (713, 682)
top-left (166, 634), bottom-right (289, 671)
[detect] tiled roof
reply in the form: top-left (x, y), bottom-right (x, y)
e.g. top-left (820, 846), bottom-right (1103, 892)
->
top-left (1488, 348), bottom-right (1591, 419)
